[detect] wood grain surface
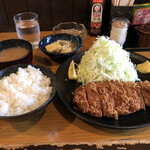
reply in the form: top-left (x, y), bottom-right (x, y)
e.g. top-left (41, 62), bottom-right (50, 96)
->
top-left (0, 31), bottom-right (150, 149)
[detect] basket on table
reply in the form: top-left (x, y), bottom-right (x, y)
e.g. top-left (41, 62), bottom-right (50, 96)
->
top-left (135, 24), bottom-right (150, 48)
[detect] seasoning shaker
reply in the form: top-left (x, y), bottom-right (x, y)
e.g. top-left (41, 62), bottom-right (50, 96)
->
top-left (110, 18), bottom-right (130, 45)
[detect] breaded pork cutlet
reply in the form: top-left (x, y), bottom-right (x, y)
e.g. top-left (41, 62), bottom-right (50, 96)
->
top-left (138, 80), bottom-right (150, 106)
top-left (107, 80), bottom-right (131, 116)
top-left (85, 82), bottom-right (103, 117)
top-left (97, 81), bottom-right (118, 119)
top-left (123, 81), bottom-right (145, 112)
top-left (73, 80), bottom-right (150, 120)
top-left (73, 86), bottom-right (90, 113)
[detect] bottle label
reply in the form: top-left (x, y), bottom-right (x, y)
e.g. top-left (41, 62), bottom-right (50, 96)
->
top-left (90, 1), bottom-right (103, 35)
top-left (93, 0), bottom-right (103, 3)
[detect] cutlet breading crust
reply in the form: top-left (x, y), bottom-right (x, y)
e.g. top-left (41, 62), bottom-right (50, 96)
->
top-left (73, 80), bottom-right (150, 120)
top-left (73, 86), bottom-right (90, 113)
top-left (85, 82), bottom-right (103, 117)
top-left (97, 81), bottom-right (118, 119)
top-left (138, 81), bottom-right (150, 106)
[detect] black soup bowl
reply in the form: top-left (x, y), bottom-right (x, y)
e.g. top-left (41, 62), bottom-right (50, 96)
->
top-left (39, 33), bottom-right (83, 62)
top-left (0, 64), bottom-right (56, 121)
top-left (0, 39), bottom-right (32, 70)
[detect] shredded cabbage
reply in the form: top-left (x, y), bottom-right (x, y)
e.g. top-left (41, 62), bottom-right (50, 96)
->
top-left (77, 36), bottom-right (139, 85)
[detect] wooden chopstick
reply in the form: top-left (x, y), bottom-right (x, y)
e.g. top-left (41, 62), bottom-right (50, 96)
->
top-left (125, 47), bottom-right (150, 52)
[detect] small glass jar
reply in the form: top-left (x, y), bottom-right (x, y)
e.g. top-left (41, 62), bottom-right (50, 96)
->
top-left (110, 18), bottom-right (130, 46)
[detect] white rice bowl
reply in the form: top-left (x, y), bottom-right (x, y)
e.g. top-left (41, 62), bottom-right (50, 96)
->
top-left (0, 65), bottom-right (53, 116)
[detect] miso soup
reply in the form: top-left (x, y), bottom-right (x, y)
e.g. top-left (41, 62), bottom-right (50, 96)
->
top-left (0, 47), bottom-right (29, 62)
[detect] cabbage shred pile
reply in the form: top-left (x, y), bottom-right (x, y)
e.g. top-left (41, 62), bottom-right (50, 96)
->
top-left (76, 36), bottom-right (139, 85)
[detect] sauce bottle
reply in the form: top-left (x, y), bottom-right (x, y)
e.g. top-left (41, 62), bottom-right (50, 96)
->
top-left (90, 0), bottom-right (103, 35)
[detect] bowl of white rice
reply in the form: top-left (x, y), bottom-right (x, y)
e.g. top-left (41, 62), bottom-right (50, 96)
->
top-left (0, 64), bottom-right (56, 121)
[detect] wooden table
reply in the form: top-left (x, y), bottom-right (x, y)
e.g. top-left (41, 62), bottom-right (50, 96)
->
top-left (0, 31), bottom-right (150, 150)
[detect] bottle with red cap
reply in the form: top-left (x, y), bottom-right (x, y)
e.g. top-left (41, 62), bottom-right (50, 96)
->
top-left (90, 0), bottom-right (103, 35)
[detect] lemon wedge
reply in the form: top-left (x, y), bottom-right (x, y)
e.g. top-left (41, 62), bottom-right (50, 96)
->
top-left (136, 60), bottom-right (150, 74)
top-left (68, 60), bottom-right (77, 80)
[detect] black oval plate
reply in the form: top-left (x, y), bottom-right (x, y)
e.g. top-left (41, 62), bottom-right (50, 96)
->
top-left (56, 51), bottom-right (150, 129)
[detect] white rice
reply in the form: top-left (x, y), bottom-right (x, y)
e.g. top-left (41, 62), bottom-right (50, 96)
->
top-left (0, 65), bottom-right (53, 116)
